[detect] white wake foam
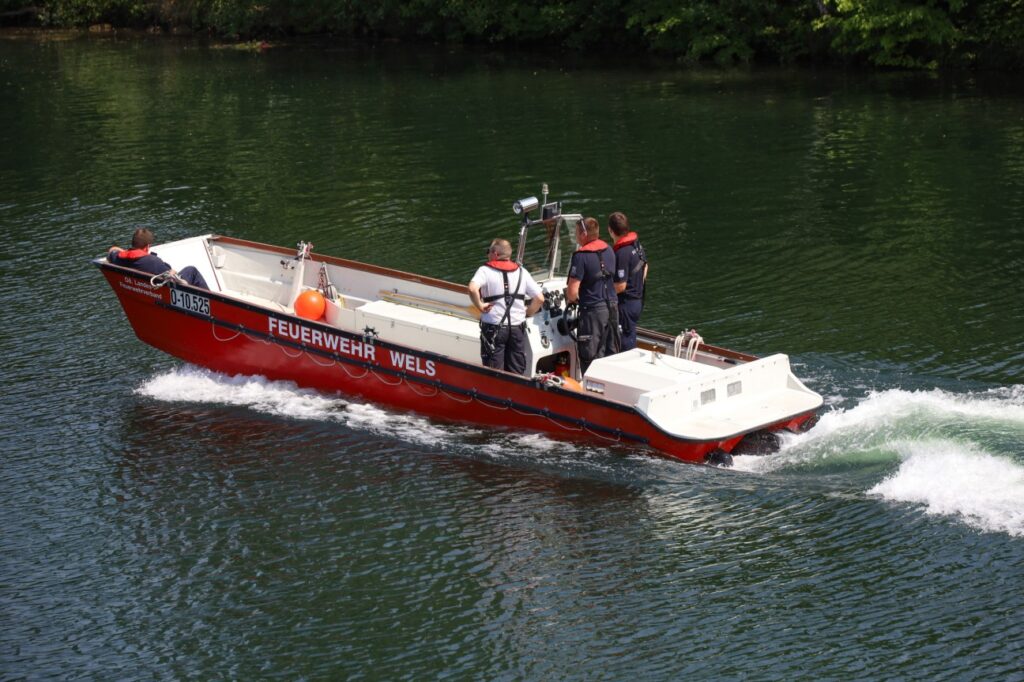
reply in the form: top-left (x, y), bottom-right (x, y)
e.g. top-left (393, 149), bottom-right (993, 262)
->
top-left (136, 366), bottom-right (462, 447)
top-left (138, 369), bottom-right (1024, 536)
top-left (735, 386), bottom-right (1024, 473)
top-left (135, 366), bottom-right (591, 457)
top-left (735, 386), bottom-right (1024, 536)
top-left (870, 439), bottom-right (1024, 538)
top-left (138, 365), bottom-right (347, 419)
top-left (795, 386), bottom-right (1024, 446)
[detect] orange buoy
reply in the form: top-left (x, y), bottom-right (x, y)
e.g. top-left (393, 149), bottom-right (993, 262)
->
top-left (294, 289), bottom-right (326, 320)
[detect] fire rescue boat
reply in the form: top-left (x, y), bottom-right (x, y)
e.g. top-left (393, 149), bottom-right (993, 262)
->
top-left (94, 188), bottom-right (822, 466)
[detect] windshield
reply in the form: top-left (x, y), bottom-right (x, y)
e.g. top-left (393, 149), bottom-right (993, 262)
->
top-left (519, 214), bottom-right (581, 283)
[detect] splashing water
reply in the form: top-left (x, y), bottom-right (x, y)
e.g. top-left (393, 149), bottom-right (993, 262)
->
top-left (870, 439), bottom-right (1024, 537)
top-left (134, 366), bottom-right (602, 464)
top-left (136, 365), bottom-right (460, 447)
top-left (734, 386), bottom-right (1024, 536)
top-left (138, 368), bottom-right (1024, 536)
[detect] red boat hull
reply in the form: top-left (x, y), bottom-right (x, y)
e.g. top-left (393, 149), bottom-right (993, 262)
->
top-left (100, 266), bottom-right (816, 464)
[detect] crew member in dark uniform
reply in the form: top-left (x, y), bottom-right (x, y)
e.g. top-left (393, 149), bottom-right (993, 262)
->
top-left (107, 227), bottom-right (209, 289)
top-left (607, 211), bottom-right (648, 351)
top-left (566, 217), bottom-right (622, 374)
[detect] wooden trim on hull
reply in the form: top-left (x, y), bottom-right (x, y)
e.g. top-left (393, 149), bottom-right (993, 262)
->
top-left (210, 235), bottom-right (470, 295)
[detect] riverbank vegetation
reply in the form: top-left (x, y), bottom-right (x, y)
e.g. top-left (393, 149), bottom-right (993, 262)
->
top-left (2, 0), bottom-right (1022, 70)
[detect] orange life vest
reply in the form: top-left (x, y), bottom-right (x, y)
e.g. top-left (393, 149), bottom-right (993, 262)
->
top-left (613, 232), bottom-right (638, 251)
top-left (485, 259), bottom-right (519, 272)
top-left (113, 246), bottom-right (150, 260)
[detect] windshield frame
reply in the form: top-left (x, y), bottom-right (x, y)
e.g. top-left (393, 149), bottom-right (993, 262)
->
top-left (517, 213), bottom-right (583, 284)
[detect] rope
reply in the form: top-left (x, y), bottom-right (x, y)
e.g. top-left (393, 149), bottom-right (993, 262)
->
top-left (149, 270), bottom-right (185, 288)
top-left (305, 351), bottom-right (336, 367)
top-left (475, 397), bottom-right (510, 410)
top-left (211, 320), bottom-right (242, 342)
top-left (280, 345), bottom-right (303, 358)
top-left (406, 381), bottom-right (439, 398)
top-left (371, 369), bottom-right (403, 386)
top-left (339, 363), bottom-right (369, 379)
top-left (536, 372), bottom-right (564, 388)
top-left (440, 387), bottom-right (474, 403)
top-left (584, 424), bottom-right (622, 442)
top-left (243, 330), bottom-right (273, 345)
top-left (673, 329), bottom-right (703, 361)
top-left (542, 412), bottom-right (583, 432)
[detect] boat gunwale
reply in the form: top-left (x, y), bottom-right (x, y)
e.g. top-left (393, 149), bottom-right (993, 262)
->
top-left (210, 234), bottom-right (470, 295)
top-left (208, 235), bottom-right (760, 364)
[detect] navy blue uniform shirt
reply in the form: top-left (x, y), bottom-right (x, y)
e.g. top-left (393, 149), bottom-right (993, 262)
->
top-left (568, 244), bottom-right (620, 308)
top-left (614, 240), bottom-right (645, 301)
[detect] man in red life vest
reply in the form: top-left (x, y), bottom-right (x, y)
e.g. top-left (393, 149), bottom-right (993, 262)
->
top-left (608, 211), bottom-right (648, 351)
top-left (468, 238), bottom-right (544, 375)
top-left (107, 227), bottom-right (209, 289)
top-left (566, 217), bottom-right (622, 374)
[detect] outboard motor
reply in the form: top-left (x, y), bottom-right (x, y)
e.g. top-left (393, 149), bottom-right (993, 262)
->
top-left (704, 450), bottom-right (734, 467)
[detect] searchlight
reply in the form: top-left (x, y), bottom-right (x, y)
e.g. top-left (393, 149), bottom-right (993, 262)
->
top-left (512, 196), bottom-right (539, 216)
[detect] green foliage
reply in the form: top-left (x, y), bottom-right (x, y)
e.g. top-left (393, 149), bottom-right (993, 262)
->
top-left (953, 0), bottom-right (1024, 68)
top-left (812, 0), bottom-right (964, 68)
top-left (34, 0), bottom-right (150, 26)
top-left (3, 0), bottom-right (1021, 70)
top-left (624, 0), bottom-right (820, 64)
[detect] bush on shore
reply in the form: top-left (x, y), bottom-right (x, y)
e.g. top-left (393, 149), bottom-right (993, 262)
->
top-left (1, 0), bottom-right (1021, 70)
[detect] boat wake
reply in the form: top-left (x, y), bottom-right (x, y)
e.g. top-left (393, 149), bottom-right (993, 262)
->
top-left (135, 365), bottom-right (609, 466)
top-left (869, 439), bottom-right (1024, 538)
top-left (734, 385), bottom-right (1024, 537)
top-left (136, 365), bottom-right (470, 448)
top-left (137, 368), bottom-right (1024, 536)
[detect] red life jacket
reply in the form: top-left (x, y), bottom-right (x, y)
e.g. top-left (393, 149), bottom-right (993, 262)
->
top-left (113, 246), bottom-right (150, 260)
top-left (577, 238), bottom-right (610, 253)
top-left (485, 259), bottom-right (519, 272)
top-left (613, 232), bottom-right (639, 251)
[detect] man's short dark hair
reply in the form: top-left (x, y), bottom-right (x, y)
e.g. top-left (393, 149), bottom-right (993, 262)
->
top-left (583, 217), bottom-right (601, 238)
top-left (131, 228), bottom-right (155, 249)
top-left (608, 212), bottom-right (630, 236)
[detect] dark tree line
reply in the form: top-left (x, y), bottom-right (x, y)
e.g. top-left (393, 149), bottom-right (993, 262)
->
top-left (3, 0), bottom-right (1022, 69)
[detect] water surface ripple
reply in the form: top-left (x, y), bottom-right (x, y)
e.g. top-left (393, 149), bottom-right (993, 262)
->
top-left (1, 36), bottom-right (1022, 680)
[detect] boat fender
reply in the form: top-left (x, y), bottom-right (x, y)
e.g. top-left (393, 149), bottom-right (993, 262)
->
top-left (294, 289), bottom-right (326, 320)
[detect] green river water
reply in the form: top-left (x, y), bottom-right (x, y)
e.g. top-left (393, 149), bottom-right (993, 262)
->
top-left (1, 34), bottom-right (1023, 679)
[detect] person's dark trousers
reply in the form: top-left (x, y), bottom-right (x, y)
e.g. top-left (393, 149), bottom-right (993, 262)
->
top-left (617, 298), bottom-right (643, 351)
top-left (603, 301), bottom-right (621, 357)
top-left (480, 322), bottom-right (528, 375)
top-left (179, 266), bottom-right (210, 290)
top-left (577, 304), bottom-right (610, 375)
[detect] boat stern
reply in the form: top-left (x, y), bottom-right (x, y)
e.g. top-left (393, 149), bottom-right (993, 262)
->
top-left (584, 349), bottom-right (823, 443)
